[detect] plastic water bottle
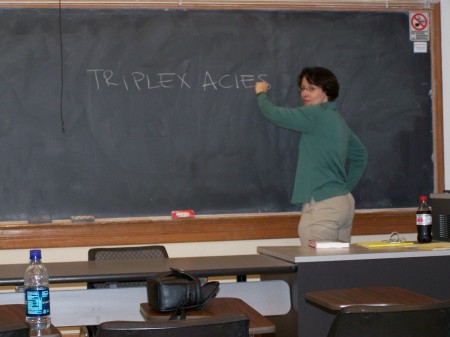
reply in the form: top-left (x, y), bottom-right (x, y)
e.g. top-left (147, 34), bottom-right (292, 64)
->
top-left (416, 195), bottom-right (432, 243)
top-left (24, 249), bottom-right (51, 329)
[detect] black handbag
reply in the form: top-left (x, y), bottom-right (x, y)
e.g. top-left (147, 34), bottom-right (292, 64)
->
top-left (146, 268), bottom-right (219, 319)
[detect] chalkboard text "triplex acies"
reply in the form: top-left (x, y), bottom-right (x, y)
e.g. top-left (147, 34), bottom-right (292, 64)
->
top-left (86, 70), bottom-right (270, 91)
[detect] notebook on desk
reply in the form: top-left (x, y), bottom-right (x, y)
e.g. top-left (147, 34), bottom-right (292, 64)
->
top-left (355, 241), bottom-right (414, 248)
top-left (356, 241), bottom-right (450, 250)
top-left (308, 240), bottom-right (349, 249)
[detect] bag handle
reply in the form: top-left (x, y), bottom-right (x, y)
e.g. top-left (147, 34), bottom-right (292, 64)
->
top-left (169, 297), bottom-right (190, 320)
top-left (168, 267), bottom-right (219, 306)
top-left (167, 267), bottom-right (196, 281)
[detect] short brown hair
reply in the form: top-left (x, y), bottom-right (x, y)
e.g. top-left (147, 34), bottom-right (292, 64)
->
top-left (298, 67), bottom-right (339, 101)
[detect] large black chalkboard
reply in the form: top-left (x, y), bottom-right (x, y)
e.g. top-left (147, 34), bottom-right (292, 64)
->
top-left (0, 9), bottom-right (433, 221)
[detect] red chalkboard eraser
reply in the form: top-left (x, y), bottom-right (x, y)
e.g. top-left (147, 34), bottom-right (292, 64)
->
top-left (171, 210), bottom-right (195, 219)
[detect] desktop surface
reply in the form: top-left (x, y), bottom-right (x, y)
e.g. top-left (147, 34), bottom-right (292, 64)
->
top-left (140, 298), bottom-right (275, 335)
top-left (257, 242), bottom-right (450, 263)
top-left (0, 304), bottom-right (61, 337)
top-left (0, 254), bottom-right (297, 286)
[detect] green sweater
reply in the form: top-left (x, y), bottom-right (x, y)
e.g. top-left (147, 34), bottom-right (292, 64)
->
top-left (257, 93), bottom-right (368, 206)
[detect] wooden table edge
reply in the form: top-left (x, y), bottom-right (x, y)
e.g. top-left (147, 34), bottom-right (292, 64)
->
top-left (139, 298), bottom-right (276, 334)
top-left (305, 286), bottom-right (440, 311)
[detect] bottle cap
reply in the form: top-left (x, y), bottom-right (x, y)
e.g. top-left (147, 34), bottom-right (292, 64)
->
top-left (29, 249), bottom-right (42, 260)
top-left (419, 195), bottom-right (427, 202)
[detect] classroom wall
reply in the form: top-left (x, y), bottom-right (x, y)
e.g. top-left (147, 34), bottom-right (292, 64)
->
top-left (0, 0), bottom-right (439, 264)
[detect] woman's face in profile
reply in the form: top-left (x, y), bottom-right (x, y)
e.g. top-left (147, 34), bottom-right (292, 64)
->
top-left (299, 77), bottom-right (328, 106)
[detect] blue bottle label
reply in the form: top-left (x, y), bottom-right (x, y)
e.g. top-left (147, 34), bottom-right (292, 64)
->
top-left (25, 288), bottom-right (50, 316)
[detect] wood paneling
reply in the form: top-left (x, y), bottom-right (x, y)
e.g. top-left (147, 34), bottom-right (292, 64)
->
top-left (0, 209), bottom-right (416, 249)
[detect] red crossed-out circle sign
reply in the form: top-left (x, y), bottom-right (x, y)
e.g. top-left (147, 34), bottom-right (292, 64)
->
top-left (411, 13), bottom-right (428, 31)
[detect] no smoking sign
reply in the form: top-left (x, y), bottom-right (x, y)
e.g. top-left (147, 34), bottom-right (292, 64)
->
top-left (409, 12), bottom-right (430, 41)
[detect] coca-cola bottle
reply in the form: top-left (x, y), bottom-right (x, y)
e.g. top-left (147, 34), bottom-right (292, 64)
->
top-left (416, 195), bottom-right (432, 243)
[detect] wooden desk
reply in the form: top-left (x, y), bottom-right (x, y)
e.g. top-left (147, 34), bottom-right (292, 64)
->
top-left (0, 304), bottom-right (61, 337)
top-left (305, 286), bottom-right (439, 311)
top-left (140, 298), bottom-right (275, 335)
top-left (258, 244), bottom-right (450, 337)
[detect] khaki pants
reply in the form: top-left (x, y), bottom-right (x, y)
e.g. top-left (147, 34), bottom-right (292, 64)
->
top-left (298, 193), bottom-right (355, 246)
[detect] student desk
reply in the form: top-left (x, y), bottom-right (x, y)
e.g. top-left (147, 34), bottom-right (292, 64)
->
top-left (0, 304), bottom-right (61, 337)
top-left (140, 298), bottom-right (275, 335)
top-left (257, 244), bottom-right (450, 337)
top-left (0, 255), bottom-right (295, 333)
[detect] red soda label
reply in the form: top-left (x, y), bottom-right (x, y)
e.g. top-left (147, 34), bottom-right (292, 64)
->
top-left (416, 214), bottom-right (431, 226)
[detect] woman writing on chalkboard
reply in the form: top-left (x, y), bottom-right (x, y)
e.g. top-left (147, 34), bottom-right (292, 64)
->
top-left (255, 67), bottom-right (368, 246)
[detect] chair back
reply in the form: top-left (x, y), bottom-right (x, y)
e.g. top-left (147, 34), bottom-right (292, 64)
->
top-left (0, 322), bottom-right (29, 337)
top-left (95, 313), bottom-right (249, 337)
top-left (327, 299), bottom-right (450, 337)
top-left (88, 245), bottom-right (168, 289)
